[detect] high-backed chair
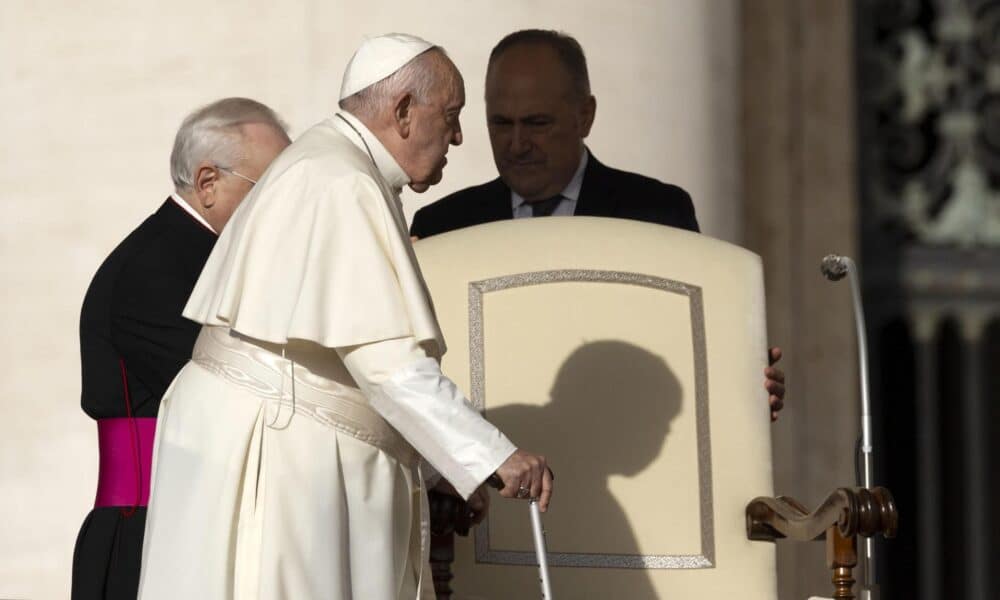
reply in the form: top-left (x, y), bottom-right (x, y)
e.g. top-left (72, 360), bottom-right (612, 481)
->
top-left (413, 217), bottom-right (895, 600)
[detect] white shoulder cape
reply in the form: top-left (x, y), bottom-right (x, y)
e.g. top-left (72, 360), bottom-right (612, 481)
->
top-left (183, 119), bottom-right (446, 356)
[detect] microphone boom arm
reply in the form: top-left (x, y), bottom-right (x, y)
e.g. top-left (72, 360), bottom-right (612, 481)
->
top-left (822, 254), bottom-right (877, 599)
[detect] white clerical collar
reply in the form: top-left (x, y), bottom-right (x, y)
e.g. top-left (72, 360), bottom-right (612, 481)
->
top-left (333, 111), bottom-right (411, 192)
top-left (170, 193), bottom-right (217, 234)
top-left (511, 148), bottom-right (589, 211)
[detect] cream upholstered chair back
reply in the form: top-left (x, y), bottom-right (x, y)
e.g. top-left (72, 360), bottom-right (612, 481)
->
top-left (414, 217), bottom-right (776, 599)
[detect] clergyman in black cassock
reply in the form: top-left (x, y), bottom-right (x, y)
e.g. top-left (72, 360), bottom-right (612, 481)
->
top-left (70, 97), bottom-right (289, 600)
top-left (72, 197), bottom-right (216, 599)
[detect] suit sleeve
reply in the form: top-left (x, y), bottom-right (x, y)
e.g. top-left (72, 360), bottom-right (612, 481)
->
top-left (676, 187), bottom-right (700, 233)
top-left (409, 205), bottom-right (431, 239)
top-left (110, 249), bottom-right (200, 408)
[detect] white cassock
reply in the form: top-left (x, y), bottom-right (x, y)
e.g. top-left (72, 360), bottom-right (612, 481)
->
top-left (137, 111), bottom-right (517, 600)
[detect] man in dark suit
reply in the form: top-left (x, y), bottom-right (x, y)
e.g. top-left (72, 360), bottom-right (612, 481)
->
top-left (72, 98), bottom-right (290, 600)
top-left (411, 150), bottom-right (699, 237)
top-left (411, 29), bottom-right (784, 417)
top-left (410, 29), bottom-right (699, 238)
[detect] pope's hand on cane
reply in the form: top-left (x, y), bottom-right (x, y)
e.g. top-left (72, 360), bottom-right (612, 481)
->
top-left (488, 469), bottom-right (556, 599)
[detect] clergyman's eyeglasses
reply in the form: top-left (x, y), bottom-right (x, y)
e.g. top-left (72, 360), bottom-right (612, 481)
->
top-left (216, 165), bottom-right (258, 186)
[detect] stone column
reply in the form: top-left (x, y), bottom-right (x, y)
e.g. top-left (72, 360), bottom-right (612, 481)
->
top-left (741, 1), bottom-right (859, 598)
top-left (959, 311), bottom-right (990, 600)
top-left (910, 310), bottom-right (942, 600)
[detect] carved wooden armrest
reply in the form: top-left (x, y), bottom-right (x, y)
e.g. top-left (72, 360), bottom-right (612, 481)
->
top-left (746, 486), bottom-right (897, 542)
top-left (429, 490), bottom-right (473, 537)
top-left (428, 490), bottom-right (474, 600)
top-left (746, 487), bottom-right (897, 600)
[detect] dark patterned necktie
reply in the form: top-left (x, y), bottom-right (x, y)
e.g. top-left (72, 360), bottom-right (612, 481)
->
top-left (530, 195), bottom-right (564, 217)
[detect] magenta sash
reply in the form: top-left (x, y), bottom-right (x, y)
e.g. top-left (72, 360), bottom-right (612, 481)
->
top-left (95, 417), bottom-right (156, 508)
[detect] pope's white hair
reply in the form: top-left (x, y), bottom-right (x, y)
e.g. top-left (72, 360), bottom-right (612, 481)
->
top-left (170, 97), bottom-right (289, 192)
top-left (340, 48), bottom-right (456, 120)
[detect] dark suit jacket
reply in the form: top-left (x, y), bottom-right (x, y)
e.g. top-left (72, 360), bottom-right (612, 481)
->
top-left (410, 151), bottom-right (699, 238)
top-left (73, 197), bottom-right (216, 600)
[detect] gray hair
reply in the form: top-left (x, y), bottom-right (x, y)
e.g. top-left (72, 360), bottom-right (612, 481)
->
top-left (170, 97), bottom-right (289, 191)
top-left (339, 48), bottom-right (455, 120)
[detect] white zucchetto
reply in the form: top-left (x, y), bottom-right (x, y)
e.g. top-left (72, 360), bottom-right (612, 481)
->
top-left (339, 33), bottom-right (435, 100)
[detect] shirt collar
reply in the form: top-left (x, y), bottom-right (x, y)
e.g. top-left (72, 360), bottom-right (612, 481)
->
top-left (333, 111), bottom-right (411, 192)
top-left (511, 147), bottom-right (589, 210)
top-left (170, 193), bottom-right (217, 234)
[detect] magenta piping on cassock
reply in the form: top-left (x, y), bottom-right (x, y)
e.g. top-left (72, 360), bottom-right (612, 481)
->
top-left (94, 417), bottom-right (156, 508)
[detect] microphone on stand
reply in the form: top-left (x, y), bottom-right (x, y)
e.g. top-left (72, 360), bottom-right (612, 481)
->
top-left (820, 254), bottom-right (849, 281)
top-left (821, 254), bottom-right (877, 600)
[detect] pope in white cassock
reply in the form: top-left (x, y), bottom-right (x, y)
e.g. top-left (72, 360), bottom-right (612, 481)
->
top-left (137, 33), bottom-right (553, 600)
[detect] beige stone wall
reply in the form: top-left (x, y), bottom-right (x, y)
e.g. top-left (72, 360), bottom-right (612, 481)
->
top-left (0, 1), bottom-right (739, 598)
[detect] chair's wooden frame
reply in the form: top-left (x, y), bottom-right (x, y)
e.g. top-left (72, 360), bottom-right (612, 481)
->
top-left (745, 487), bottom-right (898, 599)
top-left (429, 491), bottom-right (474, 599)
